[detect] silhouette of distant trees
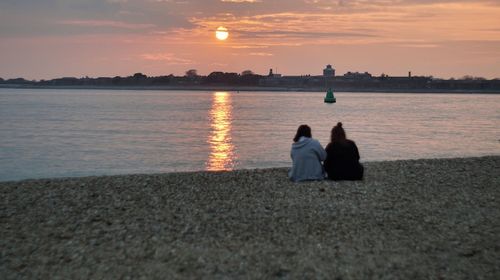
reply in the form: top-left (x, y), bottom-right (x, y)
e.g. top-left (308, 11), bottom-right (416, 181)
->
top-left (0, 77), bottom-right (33, 85)
top-left (241, 70), bottom-right (254, 76)
top-left (203, 71), bottom-right (262, 86)
top-left (150, 75), bottom-right (174, 85)
top-left (0, 72), bottom-right (499, 92)
top-left (205, 72), bottom-right (239, 84)
top-left (462, 75), bottom-right (486, 81)
top-left (17, 71), bottom-right (264, 87)
top-left (185, 69), bottom-right (198, 77)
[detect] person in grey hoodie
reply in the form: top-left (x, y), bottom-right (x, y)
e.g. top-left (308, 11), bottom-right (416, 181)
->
top-left (289, 124), bottom-right (327, 182)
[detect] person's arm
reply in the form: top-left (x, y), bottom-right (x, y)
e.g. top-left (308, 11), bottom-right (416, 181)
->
top-left (323, 144), bottom-right (330, 168)
top-left (352, 142), bottom-right (360, 161)
top-left (316, 141), bottom-right (327, 161)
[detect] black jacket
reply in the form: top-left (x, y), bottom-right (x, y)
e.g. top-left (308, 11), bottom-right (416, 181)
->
top-left (324, 140), bottom-right (364, 180)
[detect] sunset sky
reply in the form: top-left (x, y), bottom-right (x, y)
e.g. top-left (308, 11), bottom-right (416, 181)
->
top-left (1, 0), bottom-right (499, 80)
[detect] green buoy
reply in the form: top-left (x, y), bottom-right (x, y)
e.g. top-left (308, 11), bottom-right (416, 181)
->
top-left (324, 88), bottom-right (336, 103)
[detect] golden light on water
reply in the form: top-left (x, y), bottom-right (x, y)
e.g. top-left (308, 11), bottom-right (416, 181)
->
top-left (206, 91), bottom-right (235, 171)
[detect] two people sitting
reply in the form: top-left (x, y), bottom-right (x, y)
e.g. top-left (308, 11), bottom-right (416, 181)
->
top-left (289, 122), bottom-right (364, 182)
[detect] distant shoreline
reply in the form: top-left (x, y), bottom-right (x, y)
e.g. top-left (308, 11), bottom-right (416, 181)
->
top-left (1, 84), bottom-right (499, 94)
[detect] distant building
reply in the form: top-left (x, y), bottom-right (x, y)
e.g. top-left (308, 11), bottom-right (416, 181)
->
top-left (323, 64), bottom-right (335, 77)
top-left (343, 71), bottom-right (372, 80)
top-left (268, 68), bottom-right (282, 78)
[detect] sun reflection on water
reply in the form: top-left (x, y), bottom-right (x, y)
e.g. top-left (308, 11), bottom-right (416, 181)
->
top-left (206, 92), bottom-right (236, 171)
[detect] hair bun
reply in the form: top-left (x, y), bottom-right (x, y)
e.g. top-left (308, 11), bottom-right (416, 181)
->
top-left (337, 122), bottom-right (343, 127)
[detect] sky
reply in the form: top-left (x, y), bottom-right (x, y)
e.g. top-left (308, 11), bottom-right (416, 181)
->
top-left (1, 0), bottom-right (499, 80)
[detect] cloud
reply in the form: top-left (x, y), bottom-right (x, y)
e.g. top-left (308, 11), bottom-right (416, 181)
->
top-left (236, 30), bottom-right (377, 39)
top-left (141, 53), bottom-right (194, 64)
top-left (220, 0), bottom-right (262, 2)
top-left (230, 45), bottom-right (269, 49)
top-left (2, 0), bottom-right (500, 79)
top-left (58, 20), bottom-right (156, 30)
top-left (395, 43), bottom-right (441, 48)
top-left (249, 52), bottom-right (273, 56)
top-left (2, 0), bottom-right (498, 39)
top-left (188, 1), bottom-right (500, 46)
top-left (0, 0), bottom-right (193, 37)
top-left (210, 62), bottom-right (229, 67)
top-left (189, 11), bottom-right (380, 45)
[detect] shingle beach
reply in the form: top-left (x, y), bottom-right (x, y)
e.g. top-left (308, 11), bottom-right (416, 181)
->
top-left (1, 156), bottom-right (499, 279)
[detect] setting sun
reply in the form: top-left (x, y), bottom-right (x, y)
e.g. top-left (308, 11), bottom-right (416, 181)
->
top-left (215, 26), bottom-right (229, 41)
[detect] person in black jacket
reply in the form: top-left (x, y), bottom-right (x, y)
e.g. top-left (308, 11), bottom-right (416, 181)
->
top-left (324, 122), bottom-right (364, 180)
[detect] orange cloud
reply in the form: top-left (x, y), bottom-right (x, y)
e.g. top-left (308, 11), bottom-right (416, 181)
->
top-left (249, 52), bottom-right (273, 56)
top-left (140, 53), bottom-right (193, 64)
top-left (220, 0), bottom-right (262, 2)
top-left (58, 20), bottom-right (156, 30)
top-left (188, 2), bottom-right (500, 47)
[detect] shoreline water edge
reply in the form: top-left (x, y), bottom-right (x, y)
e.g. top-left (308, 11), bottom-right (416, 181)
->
top-left (1, 84), bottom-right (500, 94)
top-left (1, 156), bottom-right (499, 278)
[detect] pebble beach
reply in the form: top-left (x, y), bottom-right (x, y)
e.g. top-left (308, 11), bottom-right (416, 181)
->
top-left (1, 156), bottom-right (499, 279)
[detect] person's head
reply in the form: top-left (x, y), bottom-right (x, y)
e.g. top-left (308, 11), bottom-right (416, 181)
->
top-left (330, 122), bottom-right (346, 143)
top-left (293, 124), bottom-right (312, 142)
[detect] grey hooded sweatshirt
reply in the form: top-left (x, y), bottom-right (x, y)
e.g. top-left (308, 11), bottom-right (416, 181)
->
top-left (289, 137), bottom-right (327, 182)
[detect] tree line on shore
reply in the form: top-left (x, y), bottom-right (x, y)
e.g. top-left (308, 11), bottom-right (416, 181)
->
top-left (1, 70), bottom-right (499, 92)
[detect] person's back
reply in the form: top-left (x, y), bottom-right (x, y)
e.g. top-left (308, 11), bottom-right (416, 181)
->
top-left (324, 122), bottom-right (364, 181)
top-left (289, 125), bottom-right (326, 182)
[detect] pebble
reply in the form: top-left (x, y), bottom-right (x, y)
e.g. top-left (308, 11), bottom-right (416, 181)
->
top-left (1, 156), bottom-right (499, 279)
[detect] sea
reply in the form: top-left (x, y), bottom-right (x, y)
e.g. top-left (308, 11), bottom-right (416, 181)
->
top-left (1, 88), bottom-right (499, 182)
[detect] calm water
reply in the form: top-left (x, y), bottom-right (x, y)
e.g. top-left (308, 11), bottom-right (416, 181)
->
top-left (1, 88), bottom-right (499, 181)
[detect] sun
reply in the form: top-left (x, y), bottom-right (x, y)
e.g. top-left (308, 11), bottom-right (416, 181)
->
top-left (215, 26), bottom-right (229, 41)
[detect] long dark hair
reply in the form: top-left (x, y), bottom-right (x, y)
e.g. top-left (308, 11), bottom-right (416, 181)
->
top-left (293, 124), bottom-right (312, 142)
top-left (331, 122), bottom-right (346, 143)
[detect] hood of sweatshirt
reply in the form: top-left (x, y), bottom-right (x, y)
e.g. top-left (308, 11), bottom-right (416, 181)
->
top-left (291, 137), bottom-right (313, 149)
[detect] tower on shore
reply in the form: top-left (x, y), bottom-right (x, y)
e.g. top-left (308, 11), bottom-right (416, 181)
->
top-left (323, 64), bottom-right (335, 77)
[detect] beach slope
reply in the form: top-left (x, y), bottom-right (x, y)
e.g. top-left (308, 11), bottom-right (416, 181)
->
top-left (1, 156), bottom-right (499, 279)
